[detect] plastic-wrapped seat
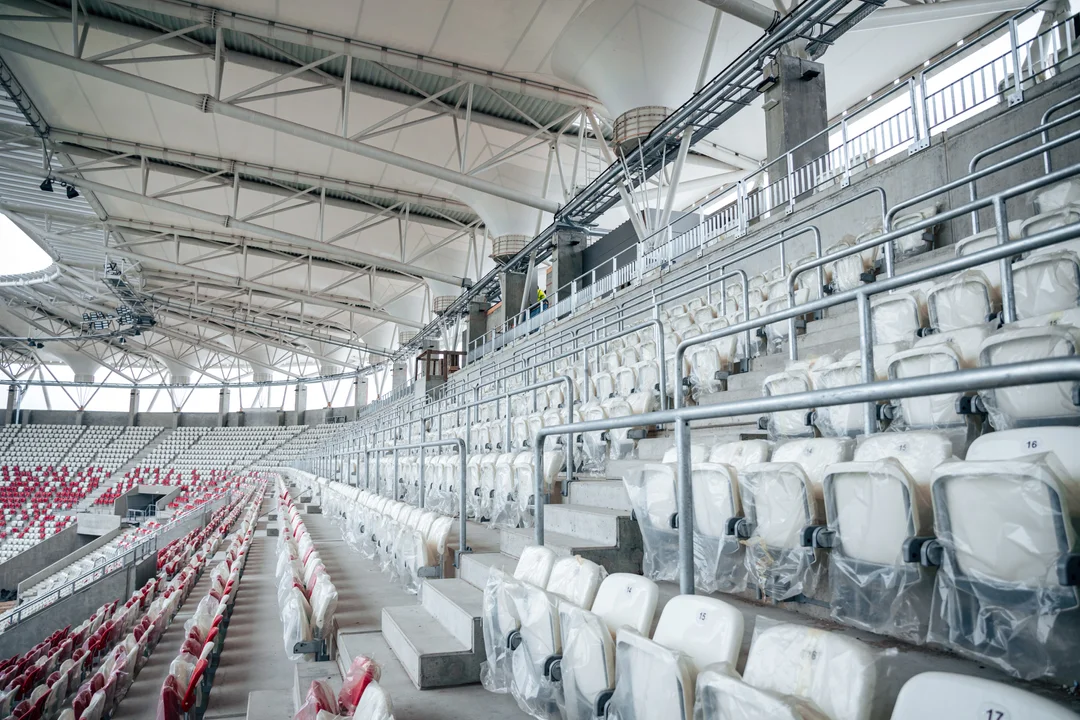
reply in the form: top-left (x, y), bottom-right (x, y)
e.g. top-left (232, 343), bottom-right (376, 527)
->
top-left (764, 288), bottom-right (811, 351)
top-left (694, 624), bottom-right (876, 720)
top-left (558, 574), bottom-right (658, 720)
top-left (762, 356), bottom-right (836, 439)
top-left (924, 427), bottom-right (1080, 679)
top-left (977, 307), bottom-right (1080, 429)
top-left (492, 453), bottom-right (522, 529)
top-left (1010, 209), bottom-right (1080, 319)
top-left (871, 289), bottom-right (928, 345)
top-left (510, 557), bottom-right (605, 718)
top-left (812, 432), bottom-right (953, 641)
top-left (886, 325), bottom-right (991, 431)
top-left (953, 220), bottom-right (1023, 289)
top-left (926, 270), bottom-right (999, 331)
top-left (735, 438), bottom-right (854, 600)
top-left (892, 205), bottom-right (939, 259)
top-left (480, 545), bottom-right (557, 694)
top-left (889, 671), bottom-right (1080, 719)
top-left (608, 596), bottom-right (743, 720)
top-left (513, 451), bottom-right (565, 526)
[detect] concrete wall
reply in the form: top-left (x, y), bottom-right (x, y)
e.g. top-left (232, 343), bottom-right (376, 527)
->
top-left (76, 513), bottom-right (122, 536)
top-left (0, 526), bottom-right (94, 594)
top-left (0, 553), bottom-right (156, 658)
top-left (17, 528), bottom-right (122, 597)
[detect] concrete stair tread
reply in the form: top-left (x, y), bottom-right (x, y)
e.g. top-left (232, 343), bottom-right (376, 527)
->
top-left (383, 605), bottom-right (471, 656)
top-left (381, 604), bottom-right (484, 689)
top-left (500, 526), bottom-right (617, 554)
top-left (421, 578), bottom-right (484, 647)
top-left (458, 552), bottom-right (518, 591)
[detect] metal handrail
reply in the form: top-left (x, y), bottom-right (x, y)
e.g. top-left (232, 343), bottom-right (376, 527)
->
top-left (534, 357), bottom-right (1080, 593)
top-left (356, 439), bottom-right (469, 566)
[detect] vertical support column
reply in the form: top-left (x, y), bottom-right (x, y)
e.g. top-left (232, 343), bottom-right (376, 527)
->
top-left (763, 54), bottom-right (828, 201)
top-left (5, 385), bottom-right (17, 426)
top-left (549, 227), bottom-right (586, 308)
top-left (354, 376), bottom-right (368, 409)
top-left (498, 270), bottom-right (528, 323)
top-left (217, 388), bottom-right (230, 427)
top-left (127, 388), bottom-right (139, 426)
top-left (391, 362), bottom-right (408, 390)
top-left (295, 383), bottom-right (307, 418)
top-left (464, 300), bottom-right (491, 358)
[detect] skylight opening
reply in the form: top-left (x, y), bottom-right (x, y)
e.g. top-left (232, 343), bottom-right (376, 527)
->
top-left (0, 214), bottom-right (53, 275)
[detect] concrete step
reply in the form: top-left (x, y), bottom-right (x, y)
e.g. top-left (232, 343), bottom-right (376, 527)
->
top-left (567, 478), bottom-right (632, 512)
top-left (542, 504), bottom-right (630, 546)
top-left (793, 332), bottom-right (861, 355)
top-left (381, 603), bottom-right (483, 689)
top-left (458, 551), bottom-right (518, 591)
top-left (421, 578), bottom-right (484, 649)
top-left (499, 524), bottom-right (643, 575)
top-left (804, 312), bottom-right (861, 334)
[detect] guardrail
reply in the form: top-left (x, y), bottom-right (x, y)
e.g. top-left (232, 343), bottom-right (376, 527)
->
top-left (467, 0), bottom-right (1078, 361)
top-left (0, 493), bottom-right (230, 633)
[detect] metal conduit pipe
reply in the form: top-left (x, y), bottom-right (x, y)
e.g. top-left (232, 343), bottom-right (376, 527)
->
top-left (535, 356), bottom-right (1080, 593)
top-left (0, 33), bottom-right (560, 216)
top-left (696, 0), bottom-right (779, 30)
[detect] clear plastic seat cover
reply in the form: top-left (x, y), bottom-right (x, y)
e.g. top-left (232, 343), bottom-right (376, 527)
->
top-left (890, 671), bottom-right (1080, 719)
top-left (978, 312), bottom-right (1080, 428)
top-left (926, 270), bottom-right (998, 331)
top-left (741, 624), bottom-right (876, 720)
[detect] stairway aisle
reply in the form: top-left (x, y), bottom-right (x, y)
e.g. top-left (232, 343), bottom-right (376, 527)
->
top-left (201, 498), bottom-right (294, 720)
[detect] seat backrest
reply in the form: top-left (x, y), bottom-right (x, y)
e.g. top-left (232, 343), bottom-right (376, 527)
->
top-left (966, 426), bottom-right (1080, 480)
top-left (708, 440), bottom-right (771, 470)
top-left (514, 545), bottom-right (557, 587)
top-left (852, 432), bottom-right (954, 483)
top-left (353, 679), bottom-right (393, 720)
top-left (890, 671), bottom-right (1078, 720)
top-left (652, 596), bottom-right (742, 671)
top-left (545, 556), bottom-right (603, 609)
top-left (661, 445), bottom-right (707, 464)
top-left (772, 439), bottom-right (854, 486)
top-left (588, 574), bottom-right (658, 636)
top-left (742, 624), bottom-right (876, 720)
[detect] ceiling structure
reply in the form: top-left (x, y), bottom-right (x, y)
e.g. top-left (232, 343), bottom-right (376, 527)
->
top-left (0, 0), bottom-right (1016, 397)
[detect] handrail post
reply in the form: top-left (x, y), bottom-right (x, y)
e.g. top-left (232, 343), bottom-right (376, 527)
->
top-left (857, 291), bottom-right (878, 435)
top-left (995, 197), bottom-right (1018, 324)
top-left (1008, 17), bottom-right (1024, 106)
top-left (675, 417), bottom-right (695, 595)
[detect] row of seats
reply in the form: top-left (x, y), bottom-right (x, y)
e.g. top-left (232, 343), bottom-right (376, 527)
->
top-left (624, 426), bottom-right (1080, 679)
top-left (482, 544), bottom-right (1078, 720)
top-left (313, 474), bottom-right (456, 594)
top-left (276, 482), bottom-right (339, 662)
top-left (157, 484), bottom-right (263, 720)
top-left (293, 655), bottom-right (394, 720)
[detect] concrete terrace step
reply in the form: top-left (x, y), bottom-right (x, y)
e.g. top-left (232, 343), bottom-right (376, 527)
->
top-left (458, 551), bottom-right (518, 591)
top-left (566, 478), bottom-right (632, 512)
top-left (381, 602), bottom-right (483, 689)
top-left (421, 578), bottom-right (484, 649)
top-left (499, 525), bottom-right (643, 575)
top-left (542, 504), bottom-right (632, 546)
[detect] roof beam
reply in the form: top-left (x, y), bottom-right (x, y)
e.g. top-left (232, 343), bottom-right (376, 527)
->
top-left (92, 0), bottom-right (600, 110)
top-left (0, 32), bottom-right (562, 214)
top-left (52, 131), bottom-right (476, 228)
top-left (0, 154), bottom-right (470, 287)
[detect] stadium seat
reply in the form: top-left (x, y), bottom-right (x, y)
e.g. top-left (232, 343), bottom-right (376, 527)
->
top-left (608, 595), bottom-right (743, 720)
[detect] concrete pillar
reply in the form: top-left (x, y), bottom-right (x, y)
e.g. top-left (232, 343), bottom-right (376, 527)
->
top-left (127, 388), bottom-right (139, 426)
top-left (391, 361), bottom-right (408, 390)
top-left (464, 300), bottom-right (490, 351)
top-left (353, 377), bottom-right (368, 408)
top-left (499, 270), bottom-right (528, 319)
top-left (295, 383), bottom-right (307, 414)
top-left (217, 388), bottom-right (230, 426)
top-left (763, 53), bottom-right (828, 190)
top-left (549, 227), bottom-right (586, 304)
top-left (5, 385), bottom-right (16, 426)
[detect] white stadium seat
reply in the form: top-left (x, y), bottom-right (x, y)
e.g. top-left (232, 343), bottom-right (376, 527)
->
top-left (890, 672), bottom-right (1079, 719)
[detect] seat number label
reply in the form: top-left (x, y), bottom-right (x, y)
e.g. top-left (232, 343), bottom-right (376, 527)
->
top-left (1025, 440), bottom-right (1039, 449)
top-left (696, 611), bottom-right (708, 624)
top-left (979, 704), bottom-right (1009, 720)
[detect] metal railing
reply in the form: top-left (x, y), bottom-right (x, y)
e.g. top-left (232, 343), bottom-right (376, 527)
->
top-left (466, 0), bottom-right (1078, 360)
top-left (0, 533), bottom-right (157, 632)
top-left (533, 357), bottom-right (1080, 593)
